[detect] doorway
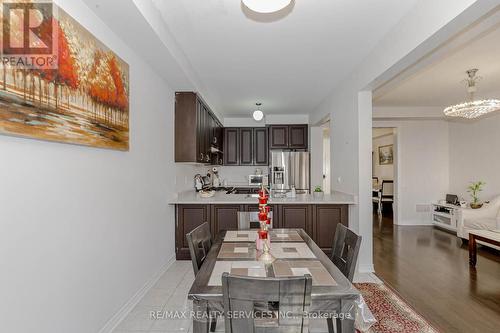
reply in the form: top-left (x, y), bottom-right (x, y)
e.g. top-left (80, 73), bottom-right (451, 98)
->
top-left (322, 121), bottom-right (331, 193)
top-left (310, 118), bottom-right (331, 194)
top-left (372, 127), bottom-right (397, 225)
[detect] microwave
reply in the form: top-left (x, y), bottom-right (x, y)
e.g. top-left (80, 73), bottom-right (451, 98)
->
top-left (248, 175), bottom-right (268, 186)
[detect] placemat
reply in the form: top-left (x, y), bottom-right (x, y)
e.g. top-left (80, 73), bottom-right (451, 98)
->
top-left (218, 243), bottom-right (258, 259)
top-left (269, 243), bottom-right (316, 259)
top-left (272, 260), bottom-right (337, 286)
top-left (208, 261), bottom-right (268, 286)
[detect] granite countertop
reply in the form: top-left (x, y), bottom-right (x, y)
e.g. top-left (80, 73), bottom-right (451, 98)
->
top-left (168, 190), bottom-right (357, 205)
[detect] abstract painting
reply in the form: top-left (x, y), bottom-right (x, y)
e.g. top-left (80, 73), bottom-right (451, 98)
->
top-left (0, 2), bottom-right (129, 150)
top-left (378, 144), bottom-right (393, 165)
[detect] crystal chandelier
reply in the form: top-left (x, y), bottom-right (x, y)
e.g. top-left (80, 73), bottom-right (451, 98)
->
top-left (444, 69), bottom-right (500, 119)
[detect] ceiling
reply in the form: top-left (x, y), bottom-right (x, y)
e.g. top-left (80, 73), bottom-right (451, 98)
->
top-left (374, 24), bottom-right (500, 107)
top-left (151, 0), bottom-right (418, 116)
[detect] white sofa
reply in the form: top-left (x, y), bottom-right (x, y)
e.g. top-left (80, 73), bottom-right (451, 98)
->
top-left (458, 196), bottom-right (500, 249)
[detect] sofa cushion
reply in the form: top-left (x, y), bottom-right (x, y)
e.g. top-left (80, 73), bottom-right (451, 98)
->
top-left (464, 218), bottom-right (499, 231)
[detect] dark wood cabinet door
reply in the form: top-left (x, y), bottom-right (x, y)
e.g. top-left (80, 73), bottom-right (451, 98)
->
top-left (176, 205), bottom-right (210, 260)
top-left (196, 100), bottom-right (205, 163)
top-left (289, 125), bottom-right (308, 149)
top-left (224, 128), bottom-right (239, 165)
top-left (239, 128), bottom-right (254, 165)
top-left (175, 92), bottom-right (222, 163)
top-left (279, 205), bottom-right (312, 237)
top-left (269, 125), bottom-right (289, 149)
top-left (212, 205), bottom-right (243, 233)
top-left (313, 205), bottom-right (348, 256)
top-left (216, 123), bottom-right (224, 165)
top-left (253, 127), bottom-right (268, 165)
top-left (203, 106), bottom-right (212, 162)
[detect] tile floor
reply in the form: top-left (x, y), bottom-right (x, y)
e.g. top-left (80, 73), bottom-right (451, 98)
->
top-left (112, 261), bottom-right (381, 333)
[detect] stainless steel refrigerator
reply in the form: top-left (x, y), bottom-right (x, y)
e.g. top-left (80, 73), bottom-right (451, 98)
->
top-left (270, 151), bottom-right (310, 193)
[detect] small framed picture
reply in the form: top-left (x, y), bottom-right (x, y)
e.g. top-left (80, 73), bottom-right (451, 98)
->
top-left (378, 145), bottom-right (393, 165)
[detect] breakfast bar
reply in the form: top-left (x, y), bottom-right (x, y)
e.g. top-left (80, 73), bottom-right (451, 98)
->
top-left (169, 191), bottom-right (357, 260)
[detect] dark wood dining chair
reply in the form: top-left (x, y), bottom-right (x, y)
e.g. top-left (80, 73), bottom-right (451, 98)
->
top-left (380, 180), bottom-right (394, 214)
top-left (222, 273), bottom-right (313, 333)
top-left (330, 224), bottom-right (362, 282)
top-left (186, 222), bottom-right (212, 276)
top-left (186, 222), bottom-right (217, 331)
top-left (326, 224), bottom-right (362, 333)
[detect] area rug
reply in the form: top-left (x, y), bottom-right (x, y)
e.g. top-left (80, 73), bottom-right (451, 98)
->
top-left (354, 283), bottom-right (440, 333)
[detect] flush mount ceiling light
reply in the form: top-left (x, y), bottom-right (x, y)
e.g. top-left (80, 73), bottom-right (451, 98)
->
top-left (444, 69), bottom-right (500, 119)
top-left (253, 103), bottom-right (264, 121)
top-left (241, 0), bottom-right (292, 13)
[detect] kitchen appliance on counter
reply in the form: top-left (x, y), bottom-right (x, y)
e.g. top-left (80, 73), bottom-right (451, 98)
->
top-left (248, 174), bottom-right (269, 186)
top-left (194, 172), bottom-right (215, 192)
top-left (270, 151), bottom-right (310, 194)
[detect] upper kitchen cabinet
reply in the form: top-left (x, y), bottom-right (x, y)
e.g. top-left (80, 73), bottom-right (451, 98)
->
top-left (175, 92), bottom-right (223, 164)
top-left (268, 125), bottom-right (308, 150)
top-left (268, 125), bottom-right (288, 149)
top-left (239, 128), bottom-right (254, 165)
top-left (253, 127), bottom-right (268, 165)
top-left (224, 127), bottom-right (268, 166)
top-left (223, 128), bottom-right (239, 165)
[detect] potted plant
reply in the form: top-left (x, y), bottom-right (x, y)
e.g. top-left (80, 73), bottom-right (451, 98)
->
top-left (313, 185), bottom-right (324, 199)
top-left (468, 181), bottom-right (485, 209)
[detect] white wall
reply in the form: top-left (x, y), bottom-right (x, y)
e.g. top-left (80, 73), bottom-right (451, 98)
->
top-left (310, 0), bottom-right (488, 272)
top-left (372, 134), bottom-right (395, 181)
top-left (310, 127), bottom-right (324, 192)
top-left (0, 1), bottom-right (179, 332)
top-left (374, 118), bottom-right (450, 225)
top-left (449, 112), bottom-right (500, 201)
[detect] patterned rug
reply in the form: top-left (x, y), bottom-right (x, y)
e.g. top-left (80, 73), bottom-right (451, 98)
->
top-left (354, 283), bottom-right (440, 333)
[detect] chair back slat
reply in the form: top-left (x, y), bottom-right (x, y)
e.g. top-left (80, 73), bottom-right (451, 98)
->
top-left (222, 273), bottom-right (312, 333)
top-left (381, 180), bottom-right (394, 197)
top-left (186, 222), bottom-right (212, 275)
top-left (331, 224), bottom-right (362, 282)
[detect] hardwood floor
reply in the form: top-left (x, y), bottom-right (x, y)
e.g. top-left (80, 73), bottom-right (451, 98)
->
top-left (373, 214), bottom-right (500, 333)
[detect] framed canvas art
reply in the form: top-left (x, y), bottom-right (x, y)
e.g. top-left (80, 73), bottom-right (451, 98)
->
top-left (0, 1), bottom-right (129, 150)
top-left (378, 144), bottom-right (393, 165)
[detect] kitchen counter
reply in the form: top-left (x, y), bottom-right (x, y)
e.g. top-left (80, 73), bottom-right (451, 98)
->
top-left (169, 190), bottom-right (357, 205)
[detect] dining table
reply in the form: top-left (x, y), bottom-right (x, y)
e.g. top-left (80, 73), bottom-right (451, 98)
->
top-left (187, 228), bottom-right (364, 333)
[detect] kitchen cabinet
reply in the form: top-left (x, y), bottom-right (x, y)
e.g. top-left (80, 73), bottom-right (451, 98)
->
top-left (175, 203), bottom-right (348, 260)
top-left (312, 205), bottom-right (348, 256)
top-left (268, 124), bottom-right (308, 150)
top-left (279, 205), bottom-right (313, 237)
top-left (269, 125), bottom-right (289, 149)
top-left (253, 127), bottom-right (268, 165)
top-left (239, 128), bottom-right (254, 165)
top-left (175, 205), bottom-right (211, 260)
top-left (211, 204), bottom-right (244, 236)
top-left (289, 125), bottom-right (308, 149)
top-left (223, 128), bottom-right (239, 165)
top-left (175, 92), bottom-right (223, 164)
top-left (224, 127), bottom-right (269, 166)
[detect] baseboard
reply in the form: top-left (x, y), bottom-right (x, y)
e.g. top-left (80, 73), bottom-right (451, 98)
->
top-left (395, 220), bottom-right (434, 226)
top-left (98, 254), bottom-right (176, 333)
top-left (358, 263), bottom-right (375, 273)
